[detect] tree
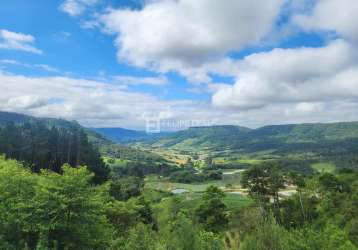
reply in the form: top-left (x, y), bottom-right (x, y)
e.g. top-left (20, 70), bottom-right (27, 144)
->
top-left (287, 172), bottom-right (306, 222)
top-left (33, 165), bottom-right (112, 249)
top-left (111, 223), bottom-right (160, 250)
top-left (0, 157), bottom-right (112, 249)
top-left (195, 186), bottom-right (228, 232)
top-left (318, 173), bottom-right (342, 192)
top-left (162, 211), bottom-right (223, 250)
top-left (241, 163), bottom-right (285, 218)
top-left (239, 216), bottom-right (292, 250)
top-left (109, 176), bottom-right (144, 201)
top-left (0, 156), bottom-right (38, 249)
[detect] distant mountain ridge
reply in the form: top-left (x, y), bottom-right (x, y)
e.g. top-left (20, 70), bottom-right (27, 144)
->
top-left (139, 122), bottom-right (358, 154)
top-left (92, 127), bottom-right (171, 144)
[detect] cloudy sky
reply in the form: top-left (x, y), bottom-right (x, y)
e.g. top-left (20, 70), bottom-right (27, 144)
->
top-left (1, 0), bottom-right (358, 130)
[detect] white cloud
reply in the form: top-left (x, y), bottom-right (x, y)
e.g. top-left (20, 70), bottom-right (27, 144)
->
top-left (2, 70), bottom-right (358, 129)
top-left (0, 59), bottom-right (19, 65)
top-left (114, 75), bottom-right (168, 86)
top-left (34, 64), bottom-right (60, 73)
top-left (0, 29), bottom-right (42, 54)
top-left (0, 72), bottom-right (187, 128)
top-left (0, 59), bottom-right (59, 73)
top-left (60, 0), bottom-right (99, 16)
top-left (293, 102), bottom-right (323, 114)
top-left (6, 95), bottom-right (49, 110)
top-left (212, 40), bottom-right (358, 109)
top-left (99, 0), bottom-right (284, 81)
top-left (4, 0), bottom-right (358, 129)
top-left (293, 0), bottom-right (358, 41)
top-left (0, 71), bottom-right (250, 129)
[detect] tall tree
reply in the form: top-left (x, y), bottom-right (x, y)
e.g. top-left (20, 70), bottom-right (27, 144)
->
top-left (195, 186), bottom-right (228, 232)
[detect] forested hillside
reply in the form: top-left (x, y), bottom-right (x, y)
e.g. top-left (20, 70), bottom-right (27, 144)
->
top-left (0, 111), bottom-right (173, 182)
top-left (139, 123), bottom-right (358, 170)
top-left (0, 112), bottom-right (109, 183)
top-left (145, 122), bottom-right (358, 151)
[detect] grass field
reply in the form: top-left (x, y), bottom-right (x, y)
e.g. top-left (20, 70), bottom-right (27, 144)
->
top-left (213, 156), bottom-right (272, 166)
top-left (145, 176), bottom-right (219, 192)
top-left (102, 156), bottom-right (130, 167)
top-left (144, 172), bottom-right (253, 209)
top-left (311, 162), bottom-right (336, 173)
top-left (145, 171), bottom-right (243, 193)
top-left (223, 193), bottom-right (253, 209)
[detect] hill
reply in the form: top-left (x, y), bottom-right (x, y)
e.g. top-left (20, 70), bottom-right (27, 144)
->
top-left (0, 111), bottom-right (84, 129)
top-left (144, 122), bottom-right (358, 150)
top-left (0, 111), bottom-right (168, 167)
top-left (148, 125), bottom-right (251, 151)
top-left (0, 111), bottom-right (109, 183)
top-left (0, 111), bottom-right (112, 147)
top-left (138, 122), bottom-right (358, 169)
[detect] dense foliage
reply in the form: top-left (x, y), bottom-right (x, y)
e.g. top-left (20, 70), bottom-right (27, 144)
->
top-left (0, 157), bottom-right (224, 249)
top-left (1, 156), bottom-right (358, 249)
top-left (0, 157), bottom-right (111, 249)
top-left (169, 169), bottom-right (222, 183)
top-left (0, 121), bottom-right (109, 184)
top-left (237, 164), bottom-right (358, 250)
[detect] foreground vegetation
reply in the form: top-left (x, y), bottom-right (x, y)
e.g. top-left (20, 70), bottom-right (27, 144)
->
top-left (1, 155), bottom-right (358, 249)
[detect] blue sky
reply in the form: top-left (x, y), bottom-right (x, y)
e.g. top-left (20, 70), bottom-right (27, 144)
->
top-left (0, 0), bottom-right (215, 103)
top-left (1, 0), bottom-right (358, 130)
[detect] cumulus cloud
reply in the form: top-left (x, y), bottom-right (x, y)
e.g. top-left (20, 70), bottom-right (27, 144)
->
top-left (212, 40), bottom-right (358, 109)
top-left (0, 71), bottom-right (189, 128)
top-left (0, 29), bottom-right (42, 54)
top-left (211, 0), bottom-right (358, 114)
top-left (293, 0), bottom-right (358, 41)
top-left (2, 69), bottom-right (358, 129)
top-left (59, 0), bottom-right (99, 16)
top-left (0, 71), bottom-right (268, 129)
top-left (99, 0), bottom-right (284, 81)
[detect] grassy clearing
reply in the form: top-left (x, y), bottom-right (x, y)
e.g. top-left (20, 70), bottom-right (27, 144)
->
top-left (146, 173), bottom-right (253, 210)
top-left (145, 177), bottom-right (216, 192)
top-left (235, 159), bottom-right (265, 165)
top-left (103, 156), bottom-right (130, 167)
top-left (148, 148), bottom-right (190, 165)
top-left (311, 162), bottom-right (336, 173)
top-left (145, 172), bottom-right (243, 193)
top-left (223, 193), bottom-right (253, 209)
top-left (213, 156), bottom-right (267, 166)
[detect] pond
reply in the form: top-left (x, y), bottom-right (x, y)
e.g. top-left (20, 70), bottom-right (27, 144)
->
top-left (171, 188), bottom-right (189, 194)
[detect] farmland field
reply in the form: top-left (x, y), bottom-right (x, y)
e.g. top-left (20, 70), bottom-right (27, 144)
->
top-left (311, 162), bottom-right (336, 173)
